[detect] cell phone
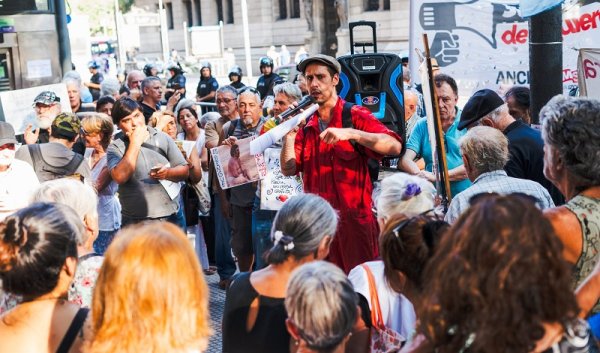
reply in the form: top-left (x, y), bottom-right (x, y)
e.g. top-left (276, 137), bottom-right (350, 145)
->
top-left (150, 166), bottom-right (162, 173)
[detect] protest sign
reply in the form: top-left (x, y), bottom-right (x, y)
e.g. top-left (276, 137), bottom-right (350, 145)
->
top-left (578, 48), bottom-right (600, 99)
top-left (410, 0), bottom-right (600, 98)
top-left (260, 148), bottom-right (303, 211)
top-left (210, 136), bottom-right (267, 190)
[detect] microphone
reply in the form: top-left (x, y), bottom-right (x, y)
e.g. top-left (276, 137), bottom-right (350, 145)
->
top-left (277, 95), bottom-right (316, 121)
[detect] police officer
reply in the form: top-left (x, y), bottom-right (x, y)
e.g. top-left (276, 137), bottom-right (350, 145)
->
top-left (143, 63), bottom-right (159, 77)
top-left (85, 61), bottom-right (104, 101)
top-left (165, 62), bottom-right (186, 102)
top-left (196, 61), bottom-right (219, 114)
top-left (228, 65), bottom-right (245, 90)
top-left (256, 57), bottom-right (281, 100)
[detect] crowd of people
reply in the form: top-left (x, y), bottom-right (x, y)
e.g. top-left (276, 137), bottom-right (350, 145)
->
top-left (0, 49), bottom-right (600, 353)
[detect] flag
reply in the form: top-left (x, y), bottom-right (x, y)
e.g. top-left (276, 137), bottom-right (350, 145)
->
top-left (520, 0), bottom-right (564, 18)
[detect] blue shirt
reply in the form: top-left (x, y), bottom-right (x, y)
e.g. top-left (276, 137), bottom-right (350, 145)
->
top-left (406, 110), bottom-right (471, 197)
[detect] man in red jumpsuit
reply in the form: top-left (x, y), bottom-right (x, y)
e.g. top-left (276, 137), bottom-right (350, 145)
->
top-left (280, 54), bottom-right (402, 273)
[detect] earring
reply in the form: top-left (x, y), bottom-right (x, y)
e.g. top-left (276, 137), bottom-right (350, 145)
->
top-left (295, 340), bottom-right (299, 346)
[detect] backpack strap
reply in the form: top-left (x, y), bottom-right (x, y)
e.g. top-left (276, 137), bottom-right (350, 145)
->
top-left (55, 307), bottom-right (89, 353)
top-left (227, 119), bottom-right (239, 138)
top-left (28, 144), bottom-right (43, 175)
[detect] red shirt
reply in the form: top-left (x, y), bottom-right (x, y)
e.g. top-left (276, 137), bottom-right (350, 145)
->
top-left (294, 97), bottom-right (401, 272)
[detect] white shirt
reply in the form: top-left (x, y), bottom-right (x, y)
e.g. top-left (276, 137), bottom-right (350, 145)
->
top-left (348, 261), bottom-right (417, 341)
top-left (0, 159), bottom-right (40, 221)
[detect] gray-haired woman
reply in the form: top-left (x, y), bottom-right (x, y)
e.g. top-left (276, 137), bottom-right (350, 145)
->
top-left (222, 194), bottom-right (338, 353)
top-left (285, 261), bottom-right (358, 353)
top-left (540, 96), bottom-right (600, 315)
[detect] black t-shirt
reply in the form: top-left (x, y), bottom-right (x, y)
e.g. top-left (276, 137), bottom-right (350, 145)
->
top-left (90, 72), bottom-right (104, 101)
top-left (140, 101), bottom-right (159, 123)
top-left (503, 120), bottom-right (565, 205)
top-left (196, 77), bottom-right (218, 102)
top-left (222, 272), bottom-right (290, 353)
top-left (256, 73), bottom-right (281, 99)
top-left (230, 81), bottom-right (246, 90)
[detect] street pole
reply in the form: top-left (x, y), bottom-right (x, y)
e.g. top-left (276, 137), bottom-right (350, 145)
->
top-left (54, 0), bottom-right (72, 75)
top-left (529, 6), bottom-right (562, 124)
top-left (241, 0), bottom-right (253, 80)
top-left (158, 0), bottom-right (170, 63)
top-left (114, 0), bottom-right (127, 71)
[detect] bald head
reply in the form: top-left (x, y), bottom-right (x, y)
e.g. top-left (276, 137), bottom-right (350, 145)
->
top-left (126, 70), bottom-right (145, 90)
top-left (404, 90), bottom-right (418, 121)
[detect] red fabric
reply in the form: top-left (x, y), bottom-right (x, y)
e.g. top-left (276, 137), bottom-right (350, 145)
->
top-left (294, 98), bottom-right (402, 273)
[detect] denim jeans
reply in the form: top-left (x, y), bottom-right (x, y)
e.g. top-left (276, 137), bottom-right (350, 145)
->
top-left (213, 195), bottom-right (236, 280)
top-left (252, 197), bottom-right (276, 270)
top-left (93, 229), bottom-right (118, 255)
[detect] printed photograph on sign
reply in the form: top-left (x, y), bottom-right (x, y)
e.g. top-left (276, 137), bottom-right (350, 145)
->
top-left (210, 136), bottom-right (267, 190)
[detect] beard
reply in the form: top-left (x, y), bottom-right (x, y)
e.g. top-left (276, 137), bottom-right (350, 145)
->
top-left (37, 115), bottom-right (54, 129)
top-left (242, 116), bottom-right (254, 128)
top-left (0, 149), bottom-right (15, 167)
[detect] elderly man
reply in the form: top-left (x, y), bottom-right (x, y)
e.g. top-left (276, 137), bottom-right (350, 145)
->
top-left (281, 54), bottom-right (402, 273)
top-left (205, 85), bottom-right (239, 289)
top-left (399, 74), bottom-right (471, 198)
top-left (444, 126), bottom-right (554, 223)
top-left (0, 122), bottom-right (39, 220)
top-left (17, 91), bottom-right (62, 145)
top-left (107, 97), bottom-right (189, 226)
top-left (119, 70), bottom-right (145, 96)
top-left (253, 82), bottom-right (303, 270)
top-left (404, 90), bottom-right (420, 139)
top-left (65, 78), bottom-right (95, 114)
top-left (16, 112), bottom-right (91, 182)
top-left (140, 76), bottom-right (163, 123)
top-left (221, 87), bottom-right (267, 273)
top-left (457, 89), bottom-right (564, 205)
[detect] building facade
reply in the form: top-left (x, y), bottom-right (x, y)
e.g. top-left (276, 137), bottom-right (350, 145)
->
top-left (133, 0), bottom-right (409, 75)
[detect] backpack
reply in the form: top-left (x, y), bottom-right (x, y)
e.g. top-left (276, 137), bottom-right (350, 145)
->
top-left (304, 101), bottom-right (379, 184)
top-left (28, 144), bottom-right (85, 182)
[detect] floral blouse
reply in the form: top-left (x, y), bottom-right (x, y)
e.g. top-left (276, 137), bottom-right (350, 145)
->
top-left (68, 254), bottom-right (104, 308)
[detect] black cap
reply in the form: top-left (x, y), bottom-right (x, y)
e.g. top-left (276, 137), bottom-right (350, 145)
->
top-left (458, 89), bottom-right (505, 130)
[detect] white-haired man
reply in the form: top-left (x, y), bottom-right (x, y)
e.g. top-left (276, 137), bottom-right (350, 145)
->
top-left (444, 126), bottom-right (554, 223)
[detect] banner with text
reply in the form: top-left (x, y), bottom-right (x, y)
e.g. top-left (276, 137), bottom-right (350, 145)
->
top-left (410, 0), bottom-right (600, 99)
top-left (578, 48), bottom-right (600, 98)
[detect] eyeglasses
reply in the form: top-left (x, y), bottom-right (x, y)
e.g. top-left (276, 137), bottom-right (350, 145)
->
top-left (392, 209), bottom-right (437, 238)
top-left (216, 98), bottom-right (235, 105)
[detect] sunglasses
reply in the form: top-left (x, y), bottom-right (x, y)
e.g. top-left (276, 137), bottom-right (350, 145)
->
top-left (468, 192), bottom-right (540, 206)
top-left (239, 86), bottom-right (261, 99)
top-left (392, 209), bottom-right (438, 239)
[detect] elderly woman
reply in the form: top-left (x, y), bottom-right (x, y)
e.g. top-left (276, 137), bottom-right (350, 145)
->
top-left (32, 179), bottom-right (100, 308)
top-left (87, 222), bottom-right (211, 353)
top-left (222, 194), bottom-right (338, 353)
top-left (348, 173), bottom-right (441, 351)
top-left (285, 261), bottom-right (358, 353)
top-left (540, 96), bottom-right (600, 314)
top-left (81, 113), bottom-right (121, 254)
top-left (0, 203), bottom-right (88, 353)
top-left (404, 194), bottom-right (596, 353)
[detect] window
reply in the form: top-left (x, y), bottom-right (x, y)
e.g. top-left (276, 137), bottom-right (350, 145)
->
top-left (278, 0), bottom-right (300, 20)
top-left (183, 0), bottom-right (193, 27)
top-left (365, 0), bottom-right (390, 11)
top-left (215, 0), bottom-right (223, 23)
top-left (165, 2), bottom-right (174, 29)
top-left (194, 0), bottom-right (202, 26)
top-left (227, 0), bottom-right (234, 23)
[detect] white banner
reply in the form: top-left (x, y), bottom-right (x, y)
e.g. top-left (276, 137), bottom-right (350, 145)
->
top-left (578, 48), bottom-right (600, 99)
top-left (410, 0), bottom-right (600, 100)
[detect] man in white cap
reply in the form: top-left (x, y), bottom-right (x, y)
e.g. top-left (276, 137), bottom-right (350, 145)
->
top-left (0, 122), bottom-right (39, 220)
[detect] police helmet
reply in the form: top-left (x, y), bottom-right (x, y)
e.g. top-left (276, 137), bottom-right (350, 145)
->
top-left (228, 65), bottom-right (242, 78)
top-left (200, 61), bottom-right (212, 71)
top-left (259, 56), bottom-right (274, 68)
top-left (143, 63), bottom-right (157, 77)
top-left (167, 62), bottom-right (185, 74)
